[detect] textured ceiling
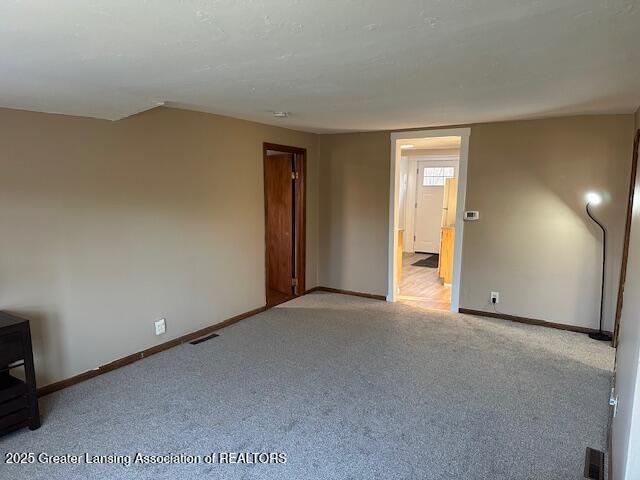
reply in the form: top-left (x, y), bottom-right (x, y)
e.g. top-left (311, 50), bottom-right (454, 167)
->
top-left (1, 0), bottom-right (639, 132)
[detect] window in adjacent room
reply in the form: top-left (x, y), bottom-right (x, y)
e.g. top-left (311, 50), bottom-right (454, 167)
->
top-left (423, 166), bottom-right (455, 186)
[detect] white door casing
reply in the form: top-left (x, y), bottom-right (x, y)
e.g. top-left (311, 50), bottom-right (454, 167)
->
top-left (388, 127), bottom-right (471, 311)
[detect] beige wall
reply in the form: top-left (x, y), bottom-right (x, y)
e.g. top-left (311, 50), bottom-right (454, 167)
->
top-left (318, 132), bottom-right (390, 296)
top-left (2, 106), bottom-right (635, 388)
top-left (0, 106), bottom-right (319, 386)
top-left (318, 115), bottom-right (634, 330)
top-left (462, 116), bottom-right (632, 330)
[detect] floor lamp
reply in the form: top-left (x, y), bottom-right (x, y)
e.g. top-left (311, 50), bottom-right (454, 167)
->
top-left (585, 192), bottom-right (612, 342)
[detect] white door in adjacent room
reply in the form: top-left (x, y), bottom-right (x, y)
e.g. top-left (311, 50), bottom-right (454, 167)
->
top-left (413, 162), bottom-right (457, 253)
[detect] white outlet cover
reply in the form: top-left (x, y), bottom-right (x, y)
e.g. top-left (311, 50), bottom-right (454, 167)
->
top-left (155, 318), bottom-right (166, 335)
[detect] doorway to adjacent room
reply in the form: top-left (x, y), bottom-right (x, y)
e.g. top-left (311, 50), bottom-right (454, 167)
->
top-left (388, 129), bottom-right (471, 312)
top-left (263, 143), bottom-right (306, 307)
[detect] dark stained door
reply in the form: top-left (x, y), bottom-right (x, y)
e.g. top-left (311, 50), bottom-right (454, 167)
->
top-left (265, 153), bottom-right (294, 305)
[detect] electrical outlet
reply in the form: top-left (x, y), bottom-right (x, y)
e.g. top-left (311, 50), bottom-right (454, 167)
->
top-left (155, 318), bottom-right (166, 336)
top-left (490, 292), bottom-right (499, 304)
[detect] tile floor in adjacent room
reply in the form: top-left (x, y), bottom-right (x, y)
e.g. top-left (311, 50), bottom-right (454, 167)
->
top-left (398, 252), bottom-right (451, 311)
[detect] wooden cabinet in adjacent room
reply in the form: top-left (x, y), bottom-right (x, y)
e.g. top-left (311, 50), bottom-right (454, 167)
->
top-left (439, 226), bottom-right (455, 285)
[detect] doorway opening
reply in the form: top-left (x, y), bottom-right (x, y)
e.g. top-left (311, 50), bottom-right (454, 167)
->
top-left (388, 128), bottom-right (471, 312)
top-left (263, 143), bottom-right (306, 308)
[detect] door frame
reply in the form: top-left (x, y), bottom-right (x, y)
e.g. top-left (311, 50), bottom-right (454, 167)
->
top-left (387, 128), bottom-right (471, 311)
top-left (613, 129), bottom-right (640, 346)
top-left (263, 143), bottom-right (306, 305)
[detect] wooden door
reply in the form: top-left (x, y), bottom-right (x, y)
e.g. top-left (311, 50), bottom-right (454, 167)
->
top-left (265, 153), bottom-right (294, 300)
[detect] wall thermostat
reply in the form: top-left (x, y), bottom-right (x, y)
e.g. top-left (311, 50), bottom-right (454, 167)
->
top-left (464, 211), bottom-right (480, 221)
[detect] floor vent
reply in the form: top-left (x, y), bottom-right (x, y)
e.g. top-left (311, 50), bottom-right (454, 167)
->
top-left (190, 333), bottom-right (219, 345)
top-left (584, 447), bottom-right (604, 480)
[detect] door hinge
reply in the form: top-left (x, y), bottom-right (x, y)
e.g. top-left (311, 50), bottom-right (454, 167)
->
top-left (610, 388), bottom-right (619, 417)
top-left (291, 278), bottom-right (298, 287)
top-left (415, 202), bottom-right (418, 208)
top-left (413, 235), bottom-right (416, 241)
top-left (291, 171), bottom-right (299, 180)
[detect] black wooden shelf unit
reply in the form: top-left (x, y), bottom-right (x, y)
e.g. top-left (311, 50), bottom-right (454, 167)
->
top-left (0, 311), bottom-right (40, 436)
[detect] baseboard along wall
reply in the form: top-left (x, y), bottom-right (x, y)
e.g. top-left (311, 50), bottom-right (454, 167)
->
top-left (38, 290), bottom-right (601, 397)
top-left (37, 286), bottom-right (385, 396)
top-left (307, 286), bottom-right (386, 301)
top-left (458, 308), bottom-right (613, 336)
top-left (37, 305), bottom-right (267, 397)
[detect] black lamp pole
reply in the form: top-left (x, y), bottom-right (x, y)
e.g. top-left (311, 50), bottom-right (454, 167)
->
top-left (586, 202), bottom-right (612, 342)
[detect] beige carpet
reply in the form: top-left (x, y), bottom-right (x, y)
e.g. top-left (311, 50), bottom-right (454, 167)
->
top-left (1, 292), bottom-right (614, 479)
